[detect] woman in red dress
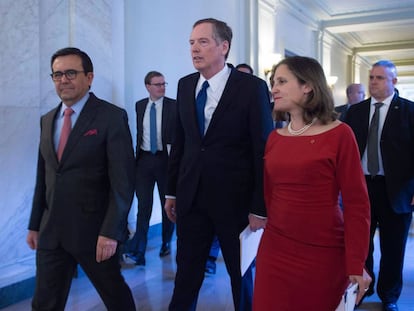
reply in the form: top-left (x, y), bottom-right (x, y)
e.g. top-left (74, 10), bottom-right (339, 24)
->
top-left (253, 56), bottom-right (372, 310)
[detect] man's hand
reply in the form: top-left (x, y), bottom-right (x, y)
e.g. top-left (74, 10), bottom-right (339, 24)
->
top-left (26, 230), bottom-right (39, 250)
top-left (96, 235), bottom-right (118, 263)
top-left (248, 214), bottom-right (267, 232)
top-left (165, 198), bottom-right (177, 223)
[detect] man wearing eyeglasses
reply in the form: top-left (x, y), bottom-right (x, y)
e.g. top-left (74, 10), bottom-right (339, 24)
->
top-left (123, 71), bottom-right (176, 266)
top-left (26, 47), bottom-right (136, 310)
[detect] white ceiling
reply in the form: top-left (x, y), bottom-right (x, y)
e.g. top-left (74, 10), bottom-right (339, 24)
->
top-left (284, 0), bottom-right (414, 95)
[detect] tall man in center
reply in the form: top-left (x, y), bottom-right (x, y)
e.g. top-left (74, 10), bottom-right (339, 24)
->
top-left (164, 18), bottom-right (274, 311)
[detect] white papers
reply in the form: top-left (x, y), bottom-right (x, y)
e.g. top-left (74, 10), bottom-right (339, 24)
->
top-left (239, 225), bottom-right (263, 276)
top-left (335, 282), bottom-right (358, 311)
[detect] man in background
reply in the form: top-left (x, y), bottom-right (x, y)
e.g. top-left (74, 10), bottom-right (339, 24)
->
top-left (336, 83), bottom-right (365, 121)
top-left (124, 71), bottom-right (176, 266)
top-left (235, 63), bottom-right (254, 74)
top-left (164, 18), bottom-right (273, 311)
top-left (345, 60), bottom-right (414, 311)
top-left (27, 47), bottom-right (136, 310)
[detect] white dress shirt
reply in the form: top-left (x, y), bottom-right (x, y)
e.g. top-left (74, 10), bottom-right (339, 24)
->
top-left (196, 65), bottom-right (231, 135)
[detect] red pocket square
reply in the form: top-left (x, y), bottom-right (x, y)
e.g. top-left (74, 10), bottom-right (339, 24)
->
top-left (84, 129), bottom-right (98, 136)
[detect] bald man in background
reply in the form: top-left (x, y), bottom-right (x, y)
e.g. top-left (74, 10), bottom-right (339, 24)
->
top-left (335, 83), bottom-right (365, 121)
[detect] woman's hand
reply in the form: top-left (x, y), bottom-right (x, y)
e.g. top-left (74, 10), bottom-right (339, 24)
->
top-left (349, 268), bottom-right (372, 305)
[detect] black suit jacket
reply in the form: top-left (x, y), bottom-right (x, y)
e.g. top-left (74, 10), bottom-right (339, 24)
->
top-left (345, 94), bottom-right (414, 213)
top-left (135, 96), bottom-right (176, 158)
top-left (335, 104), bottom-right (349, 121)
top-left (167, 66), bottom-right (274, 221)
top-left (29, 93), bottom-right (135, 252)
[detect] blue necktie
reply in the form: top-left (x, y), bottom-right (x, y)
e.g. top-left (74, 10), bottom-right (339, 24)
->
top-left (196, 81), bottom-right (209, 136)
top-left (150, 103), bottom-right (157, 154)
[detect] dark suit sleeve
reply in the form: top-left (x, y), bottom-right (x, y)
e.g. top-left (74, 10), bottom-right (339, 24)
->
top-left (164, 97), bottom-right (177, 145)
top-left (28, 144), bottom-right (47, 231)
top-left (99, 109), bottom-right (135, 241)
top-left (135, 99), bottom-right (147, 158)
top-left (166, 84), bottom-right (185, 198)
top-left (249, 79), bottom-right (274, 217)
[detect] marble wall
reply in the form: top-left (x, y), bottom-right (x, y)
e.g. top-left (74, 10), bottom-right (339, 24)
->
top-left (1, 0), bottom-right (45, 288)
top-left (0, 0), bottom-right (119, 291)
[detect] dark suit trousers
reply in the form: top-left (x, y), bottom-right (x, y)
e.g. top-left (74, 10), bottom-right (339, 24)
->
top-left (169, 191), bottom-right (244, 311)
top-left (207, 236), bottom-right (254, 311)
top-left (32, 247), bottom-right (135, 311)
top-left (365, 176), bottom-right (413, 304)
top-left (128, 151), bottom-right (174, 256)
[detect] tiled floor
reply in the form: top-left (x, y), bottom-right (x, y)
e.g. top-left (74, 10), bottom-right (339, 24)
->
top-left (2, 231), bottom-right (413, 310)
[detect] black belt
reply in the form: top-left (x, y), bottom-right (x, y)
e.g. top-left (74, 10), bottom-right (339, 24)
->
top-left (365, 175), bottom-right (385, 181)
top-left (140, 149), bottom-right (163, 155)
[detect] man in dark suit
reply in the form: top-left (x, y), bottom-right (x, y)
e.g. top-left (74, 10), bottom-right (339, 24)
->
top-left (345, 60), bottom-right (414, 311)
top-left (164, 18), bottom-right (274, 311)
top-left (335, 83), bottom-right (365, 121)
top-left (26, 47), bottom-right (136, 310)
top-left (124, 71), bottom-right (176, 266)
top-left (205, 63), bottom-right (256, 276)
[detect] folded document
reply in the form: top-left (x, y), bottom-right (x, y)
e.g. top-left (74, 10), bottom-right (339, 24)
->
top-left (239, 225), bottom-right (263, 275)
top-left (335, 282), bottom-right (358, 311)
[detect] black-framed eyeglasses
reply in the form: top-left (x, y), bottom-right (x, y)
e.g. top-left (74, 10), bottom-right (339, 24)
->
top-left (149, 82), bottom-right (168, 87)
top-left (50, 70), bottom-right (85, 81)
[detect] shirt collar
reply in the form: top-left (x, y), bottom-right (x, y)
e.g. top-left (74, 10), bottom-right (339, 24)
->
top-left (60, 92), bottom-right (89, 117)
top-left (198, 64), bottom-right (231, 92)
top-left (148, 96), bottom-right (164, 106)
top-left (370, 92), bottom-right (395, 107)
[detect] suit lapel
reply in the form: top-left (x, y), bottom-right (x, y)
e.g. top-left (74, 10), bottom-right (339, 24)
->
top-left (43, 106), bottom-right (60, 167)
top-left (355, 101), bottom-right (371, 155)
top-left (381, 94), bottom-right (399, 138)
top-left (161, 98), bottom-right (169, 142)
top-left (186, 75), bottom-right (200, 138)
top-left (205, 69), bottom-right (238, 138)
top-left (137, 99), bottom-right (148, 147)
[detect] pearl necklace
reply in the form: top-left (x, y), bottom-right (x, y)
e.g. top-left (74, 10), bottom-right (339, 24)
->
top-left (287, 118), bottom-right (317, 136)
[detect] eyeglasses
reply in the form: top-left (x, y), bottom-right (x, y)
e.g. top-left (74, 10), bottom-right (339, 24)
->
top-left (50, 70), bottom-right (85, 81)
top-left (149, 82), bottom-right (168, 87)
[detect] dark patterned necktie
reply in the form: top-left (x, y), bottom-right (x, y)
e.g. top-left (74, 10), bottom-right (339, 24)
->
top-left (367, 102), bottom-right (384, 176)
